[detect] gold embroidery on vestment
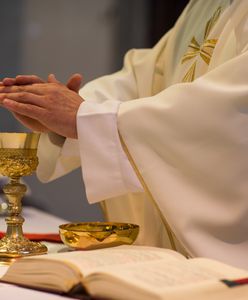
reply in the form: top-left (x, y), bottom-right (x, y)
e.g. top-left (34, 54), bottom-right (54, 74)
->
top-left (181, 6), bottom-right (221, 82)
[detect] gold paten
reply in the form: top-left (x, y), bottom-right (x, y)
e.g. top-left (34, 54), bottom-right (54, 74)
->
top-left (59, 222), bottom-right (139, 250)
top-left (0, 132), bottom-right (47, 259)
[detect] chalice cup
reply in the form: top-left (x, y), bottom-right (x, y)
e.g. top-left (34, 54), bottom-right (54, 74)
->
top-left (0, 132), bottom-right (47, 258)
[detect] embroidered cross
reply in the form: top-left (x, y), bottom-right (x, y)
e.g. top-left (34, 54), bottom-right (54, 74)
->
top-left (181, 6), bottom-right (222, 82)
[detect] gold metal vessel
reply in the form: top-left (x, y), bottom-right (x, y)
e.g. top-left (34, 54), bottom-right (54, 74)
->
top-left (0, 132), bottom-right (47, 259)
top-left (59, 222), bottom-right (139, 250)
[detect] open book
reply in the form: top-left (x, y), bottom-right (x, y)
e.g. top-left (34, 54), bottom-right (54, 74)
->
top-left (1, 245), bottom-right (248, 300)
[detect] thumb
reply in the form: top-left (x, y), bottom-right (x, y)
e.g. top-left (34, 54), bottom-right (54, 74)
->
top-left (47, 74), bottom-right (61, 84)
top-left (66, 73), bottom-right (83, 93)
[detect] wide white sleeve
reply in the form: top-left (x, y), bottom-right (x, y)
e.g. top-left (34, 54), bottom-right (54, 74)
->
top-left (76, 99), bottom-right (143, 204)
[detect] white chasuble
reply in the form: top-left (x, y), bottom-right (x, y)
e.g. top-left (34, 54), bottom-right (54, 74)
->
top-left (37, 0), bottom-right (248, 269)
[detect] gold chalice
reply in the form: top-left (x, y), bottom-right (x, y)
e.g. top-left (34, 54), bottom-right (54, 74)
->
top-left (0, 132), bottom-right (47, 259)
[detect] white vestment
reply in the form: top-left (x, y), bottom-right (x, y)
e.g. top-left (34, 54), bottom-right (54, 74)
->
top-left (37, 0), bottom-right (248, 269)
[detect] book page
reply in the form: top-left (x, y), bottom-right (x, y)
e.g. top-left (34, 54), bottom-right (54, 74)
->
top-left (38, 245), bottom-right (185, 276)
top-left (189, 258), bottom-right (248, 279)
top-left (85, 256), bottom-right (248, 295)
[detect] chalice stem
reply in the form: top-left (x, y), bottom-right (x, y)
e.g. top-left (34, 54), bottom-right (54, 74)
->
top-left (4, 177), bottom-right (26, 239)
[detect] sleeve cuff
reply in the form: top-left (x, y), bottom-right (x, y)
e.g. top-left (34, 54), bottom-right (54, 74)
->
top-left (77, 99), bottom-right (143, 203)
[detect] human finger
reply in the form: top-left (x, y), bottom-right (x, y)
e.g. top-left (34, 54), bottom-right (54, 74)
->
top-left (2, 98), bottom-right (46, 121)
top-left (0, 84), bottom-right (45, 95)
top-left (0, 92), bottom-right (45, 107)
top-left (2, 75), bottom-right (45, 86)
top-left (13, 113), bottom-right (49, 132)
top-left (66, 73), bottom-right (82, 92)
top-left (47, 74), bottom-right (61, 84)
top-left (2, 77), bottom-right (16, 86)
top-left (16, 75), bottom-right (44, 85)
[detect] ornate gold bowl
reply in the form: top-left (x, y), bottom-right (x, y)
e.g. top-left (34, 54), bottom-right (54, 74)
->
top-left (0, 132), bottom-right (47, 259)
top-left (0, 132), bottom-right (40, 178)
top-left (59, 222), bottom-right (139, 250)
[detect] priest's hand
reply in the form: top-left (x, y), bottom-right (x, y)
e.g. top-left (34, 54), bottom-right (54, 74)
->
top-left (0, 74), bottom-right (84, 139)
top-left (2, 73), bottom-right (82, 93)
top-left (0, 74), bottom-right (83, 138)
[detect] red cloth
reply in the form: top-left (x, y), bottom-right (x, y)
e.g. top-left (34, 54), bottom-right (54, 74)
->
top-left (0, 232), bottom-right (62, 243)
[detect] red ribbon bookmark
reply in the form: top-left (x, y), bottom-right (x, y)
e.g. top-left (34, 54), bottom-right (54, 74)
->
top-left (221, 278), bottom-right (248, 287)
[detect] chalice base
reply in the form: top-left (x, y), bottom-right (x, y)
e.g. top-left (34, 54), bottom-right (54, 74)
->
top-left (0, 235), bottom-right (47, 258)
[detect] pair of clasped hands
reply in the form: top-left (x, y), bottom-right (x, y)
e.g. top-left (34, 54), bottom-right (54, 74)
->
top-left (0, 73), bottom-right (83, 139)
